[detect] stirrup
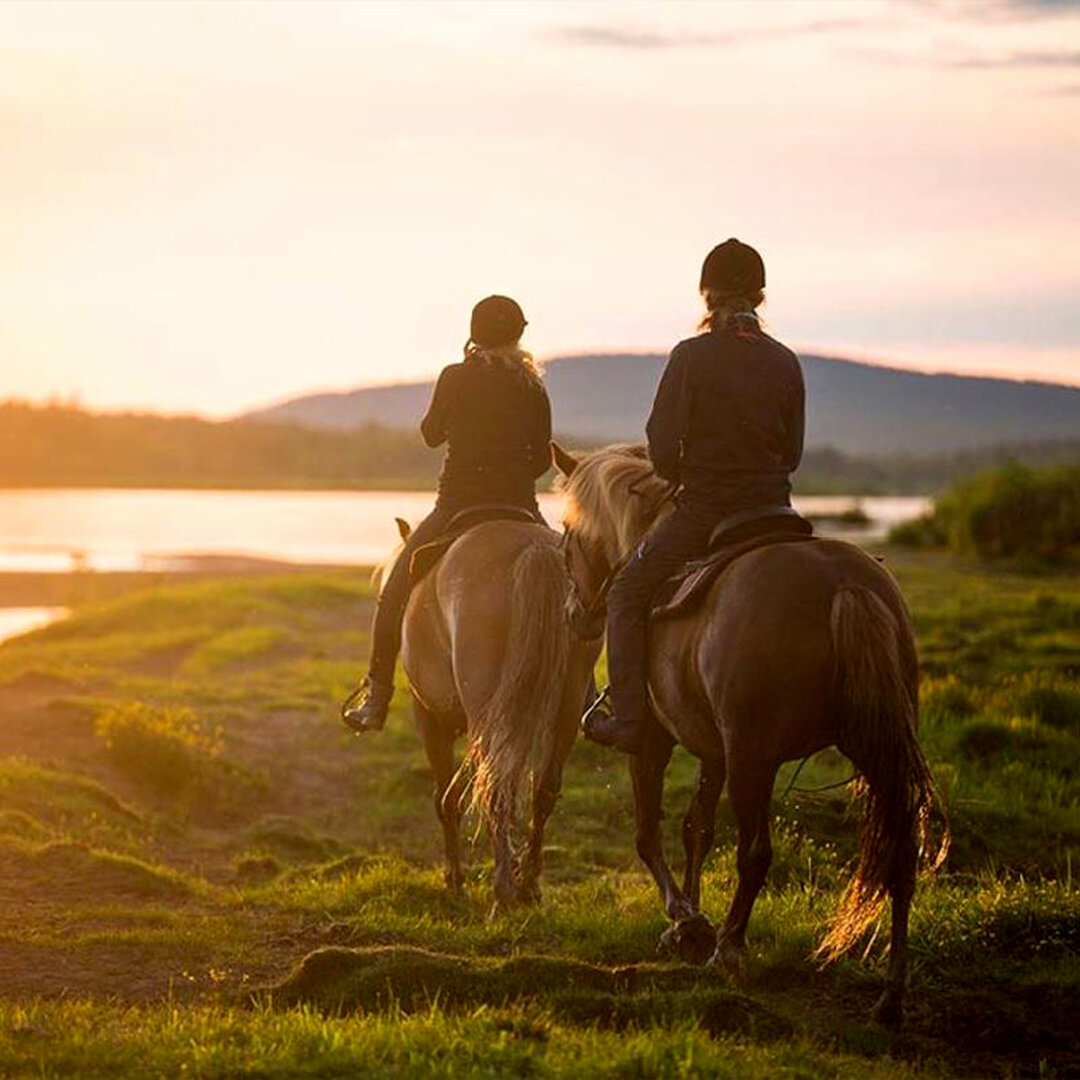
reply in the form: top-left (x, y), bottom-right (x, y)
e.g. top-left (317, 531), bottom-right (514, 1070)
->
top-left (580, 686), bottom-right (611, 732)
top-left (581, 688), bottom-right (644, 754)
top-left (340, 678), bottom-right (391, 734)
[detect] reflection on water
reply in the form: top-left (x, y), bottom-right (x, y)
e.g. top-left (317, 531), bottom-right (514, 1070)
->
top-left (0, 607), bottom-right (69, 644)
top-left (0, 489), bottom-right (931, 574)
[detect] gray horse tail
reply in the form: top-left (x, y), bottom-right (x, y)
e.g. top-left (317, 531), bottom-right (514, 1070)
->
top-left (469, 539), bottom-right (571, 826)
top-left (818, 584), bottom-right (949, 961)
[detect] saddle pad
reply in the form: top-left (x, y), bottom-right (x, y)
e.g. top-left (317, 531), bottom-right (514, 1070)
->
top-left (651, 532), bottom-right (817, 622)
top-left (408, 506), bottom-right (542, 585)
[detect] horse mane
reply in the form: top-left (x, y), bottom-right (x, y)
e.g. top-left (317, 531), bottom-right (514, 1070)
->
top-left (559, 444), bottom-right (671, 558)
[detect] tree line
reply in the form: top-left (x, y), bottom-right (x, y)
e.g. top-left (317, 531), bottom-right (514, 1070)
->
top-left (2, 400), bottom-right (1077, 494)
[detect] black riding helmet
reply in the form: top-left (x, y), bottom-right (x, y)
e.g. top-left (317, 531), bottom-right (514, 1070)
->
top-left (470, 295), bottom-right (527, 349)
top-left (700, 239), bottom-right (765, 293)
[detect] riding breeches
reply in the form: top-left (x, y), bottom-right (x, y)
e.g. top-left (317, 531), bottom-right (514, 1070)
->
top-left (606, 502), bottom-right (719, 726)
top-left (366, 497), bottom-right (544, 688)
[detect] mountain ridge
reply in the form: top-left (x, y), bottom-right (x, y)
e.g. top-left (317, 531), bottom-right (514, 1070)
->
top-left (242, 352), bottom-right (1080, 456)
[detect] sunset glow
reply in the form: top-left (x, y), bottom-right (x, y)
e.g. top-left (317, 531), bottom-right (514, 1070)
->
top-left (2, 0), bottom-right (1078, 415)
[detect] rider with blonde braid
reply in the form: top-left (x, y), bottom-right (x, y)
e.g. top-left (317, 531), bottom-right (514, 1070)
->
top-left (343, 295), bottom-right (552, 733)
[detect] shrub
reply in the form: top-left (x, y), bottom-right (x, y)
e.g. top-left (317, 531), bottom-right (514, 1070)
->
top-left (94, 703), bottom-right (223, 798)
top-left (887, 511), bottom-right (946, 548)
top-left (938, 463), bottom-right (1080, 560)
top-left (890, 463), bottom-right (1080, 560)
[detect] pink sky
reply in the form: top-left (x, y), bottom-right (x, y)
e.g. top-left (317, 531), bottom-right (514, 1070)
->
top-left (1, 0), bottom-right (1078, 416)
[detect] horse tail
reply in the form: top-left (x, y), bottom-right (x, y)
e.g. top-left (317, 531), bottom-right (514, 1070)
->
top-left (469, 538), bottom-right (570, 826)
top-left (818, 585), bottom-right (949, 961)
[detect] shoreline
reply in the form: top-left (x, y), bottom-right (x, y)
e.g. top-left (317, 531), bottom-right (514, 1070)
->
top-left (0, 556), bottom-right (357, 609)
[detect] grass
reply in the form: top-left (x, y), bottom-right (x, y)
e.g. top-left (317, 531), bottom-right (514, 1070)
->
top-left (0, 549), bottom-right (1076, 1077)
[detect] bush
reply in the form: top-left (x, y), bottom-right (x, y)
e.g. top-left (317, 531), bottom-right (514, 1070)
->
top-left (890, 463), bottom-right (1080, 560)
top-left (888, 511), bottom-right (947, 548)
top-left (94, 703), bottom-right (223, 797)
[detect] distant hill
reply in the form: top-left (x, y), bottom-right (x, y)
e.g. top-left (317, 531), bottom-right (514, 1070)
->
top-left (244, 352), bottom-right (1080, 456)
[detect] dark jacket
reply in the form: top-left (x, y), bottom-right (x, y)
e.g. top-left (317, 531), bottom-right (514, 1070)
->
top-left (421, 358), bottom-right (552, 507)
top-left (645, 318), bottom-right (804, 512)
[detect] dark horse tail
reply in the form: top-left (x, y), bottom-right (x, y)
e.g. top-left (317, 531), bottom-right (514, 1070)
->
top-left (818, 585), bottom-right (949, 960)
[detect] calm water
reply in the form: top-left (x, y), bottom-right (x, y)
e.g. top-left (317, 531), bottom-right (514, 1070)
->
top-left (0, 489), bottom-right (931, 574)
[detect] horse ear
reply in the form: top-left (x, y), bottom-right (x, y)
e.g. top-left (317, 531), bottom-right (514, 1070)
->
top-left (551, 441), bottom-right (579, 478)
top-left (395, 517), bottom-right (412, 541)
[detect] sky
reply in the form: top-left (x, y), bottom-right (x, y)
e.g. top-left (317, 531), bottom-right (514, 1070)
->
top-left (1, 0), bottom-right (1078, 417)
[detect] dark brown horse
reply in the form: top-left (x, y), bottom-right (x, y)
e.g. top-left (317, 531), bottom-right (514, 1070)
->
top-left (554, 443), bottom-right (947, 1027)
top-left (400, 518), bottom-right (599, 913)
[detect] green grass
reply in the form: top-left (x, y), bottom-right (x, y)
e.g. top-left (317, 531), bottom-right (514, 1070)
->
top-left (0, 550), bottom-right (1076, 1077)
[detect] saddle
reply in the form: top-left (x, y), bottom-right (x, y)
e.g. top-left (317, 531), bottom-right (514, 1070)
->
top-left (652, 506), bottom-right (815, 621)
top-left (408, 504), bottom-right (542, 584)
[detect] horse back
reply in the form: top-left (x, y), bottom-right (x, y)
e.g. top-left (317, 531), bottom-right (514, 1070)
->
top-left (649, 539), bottom-right (912, 763)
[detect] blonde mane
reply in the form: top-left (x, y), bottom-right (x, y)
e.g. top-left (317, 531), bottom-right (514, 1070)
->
top-left (558, 444), bottom-right (672, 560)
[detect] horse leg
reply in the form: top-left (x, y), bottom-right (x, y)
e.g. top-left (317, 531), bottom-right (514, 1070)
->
top-left (681, 756), bottom-right (726, 909)
top-left (712, 759), bottom-right (777, 977)
top-left (632, 723), bottom-right (717, 964)
top-left (488, 792), bottom-right (519, 916)
top-left (515, 763), bottom-right (561, 905)
top-left (872, 836), bottom-right (917, 1029)
top-left (414, 699), bottom-right (464, 895)
top-left (516, 704), bottom-right (577, 904)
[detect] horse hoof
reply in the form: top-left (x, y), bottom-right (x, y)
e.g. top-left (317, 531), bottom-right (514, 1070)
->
top-left (871, 990), bottom-right (903, 1031)
top-left (657, 913), bottom-right (717, 966)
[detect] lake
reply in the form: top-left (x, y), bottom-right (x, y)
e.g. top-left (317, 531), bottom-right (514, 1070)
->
top-left (0, 489), bottom-right (930, 575)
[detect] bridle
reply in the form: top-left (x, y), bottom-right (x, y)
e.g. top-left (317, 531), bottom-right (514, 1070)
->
top-left (561, 478), bottom-right (678, 627)
top-left (561, 527), bottom-right (627, 626)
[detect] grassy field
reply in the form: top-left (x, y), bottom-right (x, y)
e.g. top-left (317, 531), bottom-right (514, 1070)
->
top-left (0, 550), bottom-right (1077, 1078)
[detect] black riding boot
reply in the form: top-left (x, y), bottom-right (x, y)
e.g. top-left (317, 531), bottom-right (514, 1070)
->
top-left (582, 687), bottom-right (645, 754)
top-left (341, 675), bottom-right (393, 733)
top-left (340, 505), bottom-right (454, 735)
top-left (586, 503), bottom-right (719, 754)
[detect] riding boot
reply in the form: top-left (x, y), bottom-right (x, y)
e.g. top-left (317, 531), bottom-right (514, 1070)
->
top-left (341, 676), bottom-right (393, 733)
top-left (582, 687), bottom-right (645, 754)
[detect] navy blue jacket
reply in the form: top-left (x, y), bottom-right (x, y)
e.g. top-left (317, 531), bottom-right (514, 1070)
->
top-left (646, 318), bottom-right (804, 512)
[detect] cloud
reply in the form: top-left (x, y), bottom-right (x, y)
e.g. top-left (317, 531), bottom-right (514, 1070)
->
top-left (846, 43), bottom-right (1080, 70)
top-left (547, 18), bottom-right (872, 52)
top-left (945, 48), bottom-right (1080, 68)
top-left (901, 0), bottom-right (1080, 21)
top-left (904, 0), bottom-right (1079, 15)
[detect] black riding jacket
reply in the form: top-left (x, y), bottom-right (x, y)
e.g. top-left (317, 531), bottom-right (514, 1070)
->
top-left (646, 318), bottom-right (804, 513)
top-left (421, 358), bottom-right (552, 508)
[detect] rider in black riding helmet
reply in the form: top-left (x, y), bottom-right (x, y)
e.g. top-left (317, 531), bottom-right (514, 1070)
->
top-left (342, 295), bottom-right (553, 733)
top-left (584, 239), bottom-right (805, 754)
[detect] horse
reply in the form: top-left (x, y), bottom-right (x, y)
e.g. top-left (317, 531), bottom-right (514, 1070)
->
top-left (553, 443), bottom-right (947, 1028)
top-left (399, 516), bottom-right (600, 913)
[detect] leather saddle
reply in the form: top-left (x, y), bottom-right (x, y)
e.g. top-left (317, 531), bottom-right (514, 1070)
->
top-left (408, 503), bottom-right (542, 584)
top-left (652, 505), bottom-right (815, 621)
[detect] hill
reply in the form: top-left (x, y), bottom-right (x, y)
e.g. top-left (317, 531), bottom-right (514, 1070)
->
top-left (244, 352), bottom-right (1080, 456)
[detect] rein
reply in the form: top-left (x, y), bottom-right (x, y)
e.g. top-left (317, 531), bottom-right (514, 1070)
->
top-left (565, 479), bottom-right (678, 620)
top-left (779, 755), bottom-right (859, 799)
